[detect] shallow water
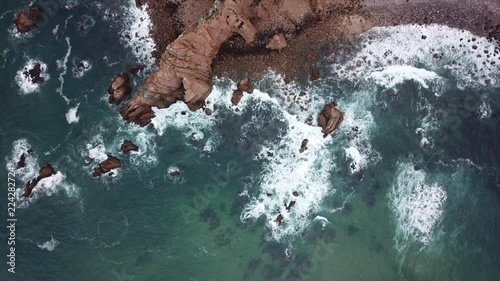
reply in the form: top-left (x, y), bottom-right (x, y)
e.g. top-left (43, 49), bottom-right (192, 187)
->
top-left (1, 1), bottom-right (500, 281)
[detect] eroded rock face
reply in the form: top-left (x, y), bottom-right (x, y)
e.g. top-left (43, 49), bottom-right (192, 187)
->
top-left (121, 0), bottom-right (258, 125)
top-left (22, 164), bottom-right (56, 197)
top-left (13, 6), bottom-right (42, 33)
top-left (121, 139), bottom-right (139, 153)
top-left (318, 102), bottom-right (344, 137)
top-left (108, 74), bottom-right (131, 105)
top-left (92, 155), bottom-right (121, 177)
top-left (122, 0), bottom-right (338, 127)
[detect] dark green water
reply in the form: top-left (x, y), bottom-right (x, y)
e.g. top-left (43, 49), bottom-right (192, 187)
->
top-left (1, 1), bottom-right (500, 281)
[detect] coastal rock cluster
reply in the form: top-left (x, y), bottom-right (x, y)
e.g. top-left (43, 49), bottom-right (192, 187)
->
top-left (92, 155), bottom-right (122, 177)
top-left (22, 164), bottom-right (56, 197)
top-left (120, 0), bottom-right (338, 127)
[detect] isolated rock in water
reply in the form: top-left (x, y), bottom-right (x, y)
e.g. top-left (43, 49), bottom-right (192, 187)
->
top-left (318, 102), bottom-right (344, 137)
top-left (121, 0), bottom-right (258, 126)
top-left (108, 74), bottom-right (131, 105)
top-left (275, 213), bottom-right (284, 226)
top-left (23, 63), bottom-right (44, 84)
top-left (13, 6), bottom-right (41, 33)
top-left (237, 78), bottom-right (253, 93)
top-left (266, 33), bottom-right (287, 50)
top-left (92, 155), bottom-right (121, 177)
top-left (231, 90), bottom-right (244, 106)
top-left (285, 201), bottom-right (296, 211)
top-left (299, 139), bottom-right (308, 153)
top-left (121, 139), bottom-right (139, 153)
top-left (16, 153), bottom-right (27, 169)
top-left (22, 164), bottom-right (56, 197)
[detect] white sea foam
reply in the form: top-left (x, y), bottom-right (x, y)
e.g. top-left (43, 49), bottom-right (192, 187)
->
top-left (121, 0), bottom-right (156, 65)
top-left (333, 24), bottom-right (500, 89)
top-left (240, 90), bottom-right (334, 242)
top-left (478, 95), bottom-right (492, 119)
top-left (369, 65), bottom-right (441, 89)
top-left (56, 37), bottom-right (72, 104)
top-left (6, 139), bottom-right (38, 183)
top-left (37, 236), bottom-right (59, 252)
top-left (338, 91), bottom-right (378, 175)
top-left (65, 104), bottom-right (80, 124)
top-left (6, 140), bottom-right (78, 206)
top-left (390, 159), bottom-right (447, 250)
top-left (15, 59), bottom-right (50, 94)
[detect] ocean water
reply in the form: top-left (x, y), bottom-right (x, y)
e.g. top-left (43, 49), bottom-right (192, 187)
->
top-left (1, 1), bottom-right (500, 281)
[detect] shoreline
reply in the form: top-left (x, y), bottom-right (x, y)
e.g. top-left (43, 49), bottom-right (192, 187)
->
top-left (146, 0), bottom-right (500, 82)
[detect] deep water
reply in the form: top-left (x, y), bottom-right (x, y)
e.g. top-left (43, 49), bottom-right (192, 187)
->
top-left (1, 1), bottom-right (500, 281)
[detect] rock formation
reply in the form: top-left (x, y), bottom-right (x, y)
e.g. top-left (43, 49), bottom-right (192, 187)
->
top-left (92, 155), bottom-right (121, 177)
top-left (231, 78), bottom-right (253, 105)
top-left (299, 139), bottom-right (308, 153)
top-left (16, 153), bottom-right (27, 169)
top-left (23, 63), bottom-right (44, 84)
top-left (275, 213), bottom-right (284, 226)
top-left (22, 164), bottom-right (56, 197)
top-left (121, 0), bottom-right (330, 126)
top-left (108, 74), bottom-right (131, 105)
top-left (266, 33), bottom-right (287, 50)
top-left (318, 102), bottom-right (344, 137)
top-left (13, 6), bottom-right (42, 33)
top-left (121, 139), bottom-right (139, 153)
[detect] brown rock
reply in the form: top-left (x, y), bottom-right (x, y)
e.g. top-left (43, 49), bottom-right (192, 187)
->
top-left (121, 0), bottom-right (258, 126)
top-left (266, 33), bottom-right (288, 50)
top-left (92, 155), bottom-right (121, 177)
top-left (13, 6), bottom-right (41, 33)
top-left (237, 78), bottom-right (253, 93)
top-left (108, 74), bottom-right (131, 105)
top-left (299, 139), bottom-right (308, 153)
top-left (121, 139), bottom-right (139, 153)
top-left (22, 164), bottom-right (56, 197)
top-left (275, 213), bottom-right (284, 226)
top-left (231, 90), bottom-right (244, 106)
top-left (318, 102), bottom-right (344, 137)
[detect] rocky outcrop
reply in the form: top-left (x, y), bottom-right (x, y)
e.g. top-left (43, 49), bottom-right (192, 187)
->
top-left (92, 155), bottom-right (121, 177)
top-left (24, 63), bottom-right (44, 84)
top-left (266, 33), bottom-right (287, 50)
top-left (108, 74), bottom-right (131, 105)
top-left (231, 78), bottom-right (254, 105)
top-left (318, 102), bottom-right (344, 137)
top-left (22, 164), bottom-right (56, 197)
top-left (299, 139), bottom-right (308, 153)
top-left (275, 213), bottom-right (284, 226)
top-left (231, 90), bottom-right (244, 106)
top-left (122, 0), bottom-right (332, 126)
top-left (121, 0), bottom-right (259, 125)
top-left (13, 6), bottom-right (42, 33)
top-left (121, 139), bottom-right (139, 153)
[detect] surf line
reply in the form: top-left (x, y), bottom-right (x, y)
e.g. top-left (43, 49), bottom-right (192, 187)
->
top-left (56, 36), bottom-right (72, 105)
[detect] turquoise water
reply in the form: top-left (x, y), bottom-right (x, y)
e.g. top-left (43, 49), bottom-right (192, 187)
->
top-left (1, 1), bottom-right (500, 281)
